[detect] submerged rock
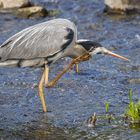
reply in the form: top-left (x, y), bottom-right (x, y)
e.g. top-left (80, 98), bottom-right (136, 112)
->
top-left (48, 10), bottom-right (60, 17)
top-left (128, 78), bottom-right (140, 84)
top-left (104, 0), bottom-right (140, 14)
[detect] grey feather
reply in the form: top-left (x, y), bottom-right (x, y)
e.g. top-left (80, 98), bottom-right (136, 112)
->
top-left (0, 19), bottom-right (77, 63)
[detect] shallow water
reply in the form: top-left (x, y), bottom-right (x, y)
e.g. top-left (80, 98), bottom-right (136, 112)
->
top-left (0, 0), bottom-right (140, 139)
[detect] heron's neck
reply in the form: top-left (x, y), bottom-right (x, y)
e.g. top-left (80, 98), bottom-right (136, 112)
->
top-left (63, 43), bottom-right (88, 59)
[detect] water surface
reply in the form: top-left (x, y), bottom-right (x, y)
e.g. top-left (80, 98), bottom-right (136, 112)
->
top-left (0, 0), bottom-right (140, 139)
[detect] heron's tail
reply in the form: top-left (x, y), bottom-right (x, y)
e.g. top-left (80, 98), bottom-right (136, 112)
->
top-left (0, 60), bottom-right (19, 67)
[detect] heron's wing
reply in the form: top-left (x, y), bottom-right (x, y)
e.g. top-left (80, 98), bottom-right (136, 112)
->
top-left (0, 19), bottom-right (77, 61)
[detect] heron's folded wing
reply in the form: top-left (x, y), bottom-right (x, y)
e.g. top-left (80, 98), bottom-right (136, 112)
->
top-left (0, 19), bottom-right (76, 61)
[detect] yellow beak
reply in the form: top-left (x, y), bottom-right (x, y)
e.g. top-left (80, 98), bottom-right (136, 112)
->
top-left (105, 50), bottom-right (129, 61)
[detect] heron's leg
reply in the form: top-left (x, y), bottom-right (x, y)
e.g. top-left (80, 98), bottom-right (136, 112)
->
top-left (75, 63), bottom-right (79, 73)
top-left (46, 59), bottom-right (76, 88)
top-left (38, 70), bottom-right (47, 112)
top-left (46, 54), bottom-right (90, 88)
top-left (44, 65), bottom-right (49, 86)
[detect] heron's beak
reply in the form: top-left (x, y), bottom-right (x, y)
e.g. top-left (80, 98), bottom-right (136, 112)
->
top-left (105, 50), bottom-right (129, 61)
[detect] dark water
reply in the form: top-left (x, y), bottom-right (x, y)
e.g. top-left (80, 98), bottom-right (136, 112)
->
top-left (0, 0), bottom-right (140, 139)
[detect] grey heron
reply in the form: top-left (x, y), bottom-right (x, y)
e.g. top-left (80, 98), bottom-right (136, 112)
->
top-left (0, 18), bottom-right (129, 112)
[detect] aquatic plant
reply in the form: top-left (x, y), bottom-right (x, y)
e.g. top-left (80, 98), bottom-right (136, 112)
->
top-left (128, 89), bottom-right (133, 102)
top-left (105, 102), bottom-right (109, 113)
top-left (105, 101), bottom-right (114, 123)
top-left (125, 90), bottom-right (140, 124)
top-left (87, 112), bottom-right (97, 127)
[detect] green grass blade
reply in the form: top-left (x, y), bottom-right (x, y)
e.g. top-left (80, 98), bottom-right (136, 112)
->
top-left (105, 102), bottom-right (109, 113)
top-left (129, 89), bottom-right (133, 103)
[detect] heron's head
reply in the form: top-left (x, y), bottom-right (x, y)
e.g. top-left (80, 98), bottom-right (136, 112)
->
top-left (76, 40), bottom-right (129, 61)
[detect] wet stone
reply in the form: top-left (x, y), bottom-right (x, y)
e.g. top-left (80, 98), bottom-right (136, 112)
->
top-left (0, 0), bottom-right (50, 18)
top-left (104, 0), bottom-right (140, 14)
top-left (0, 0), bottom-right (31, 9)
top-left (14, 6), bottom-right (48, 18)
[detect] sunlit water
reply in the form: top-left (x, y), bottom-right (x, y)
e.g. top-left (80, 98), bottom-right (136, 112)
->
top-left (0, 0), bottom-right (140, 139)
